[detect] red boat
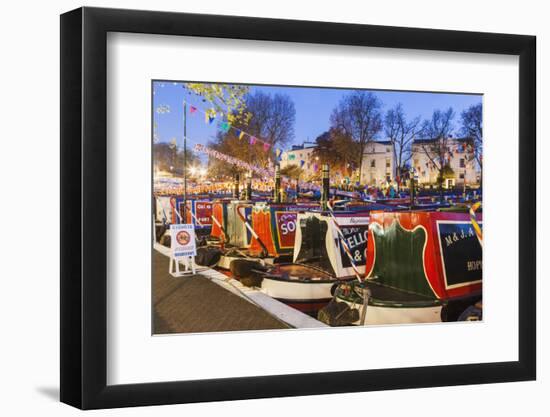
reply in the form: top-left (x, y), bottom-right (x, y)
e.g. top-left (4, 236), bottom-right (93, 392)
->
top-left (325, 209), bottom-right (482, 325)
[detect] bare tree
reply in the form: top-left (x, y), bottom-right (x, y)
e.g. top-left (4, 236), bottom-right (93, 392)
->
top-left (246, 92), bottom-right (295, 148)
top-left (330, 91), bottom-right (383, 178)
top-left (384, 103), bottom-right (421, 184)
top-left (418, 107), bottom-right (456, 200)
top-left (460, 103), bottom-right (483, 169)
top-left (208, 91), bottom-right (295, 178)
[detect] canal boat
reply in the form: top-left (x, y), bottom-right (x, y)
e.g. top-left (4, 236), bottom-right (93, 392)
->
top-left (232, 209), bottom-right (378, 315)
top-left (321, 208), bottom-right (482, 325)
top-left (208, 200), bottom-right (320, 269)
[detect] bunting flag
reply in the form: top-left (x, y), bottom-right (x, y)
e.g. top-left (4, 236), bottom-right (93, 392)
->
top-left (183, 101), bottom-right (275, 153)
top-left (288, 154), bottom-right (296, 161)
top-left (275, 148), bottom-right (282, 158)
top-left (220, 121), bottom-right (231, 133)
top-left (313, 163), bottom-right (318, 172)
top-left (300, 160), bottom-right (305, 168)
top-left (205, 113), bottom-right (216, 124)
top-left (194, 144), bottom-right (273, 178)
top-left (235, 129), bottom-right (245, 140)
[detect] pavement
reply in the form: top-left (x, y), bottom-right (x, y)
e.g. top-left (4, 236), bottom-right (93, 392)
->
top-left (152, 250), bottom-right (290, 334)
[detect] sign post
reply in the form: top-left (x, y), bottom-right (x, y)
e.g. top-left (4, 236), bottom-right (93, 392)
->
top-left (169, 223), bottom-right (197, 277)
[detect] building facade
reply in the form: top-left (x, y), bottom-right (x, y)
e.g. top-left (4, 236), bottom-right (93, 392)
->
top-left (279, 142), bottom-right (319, 179)
top-left (360, 140), bottom-right (395, 186)
top-left (411, 137), bottom-right (480, 188)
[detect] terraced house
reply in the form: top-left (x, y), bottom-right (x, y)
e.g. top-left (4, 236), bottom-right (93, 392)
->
top-left (411, 137), bottom-right (480, 188)
top-left (360, 140), bottom-right (395, 186)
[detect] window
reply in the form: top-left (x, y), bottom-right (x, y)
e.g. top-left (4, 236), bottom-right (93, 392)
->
top-left (459, 173), bottom-right (465, 179)
top-left (386, 147), bottom-right (391, 153)
top-left (460, 158), bottom-right (465, 168)
top-left (386, 158), bottom-right (391, 168)
top-left (370, 159), bottom-right (376, 168)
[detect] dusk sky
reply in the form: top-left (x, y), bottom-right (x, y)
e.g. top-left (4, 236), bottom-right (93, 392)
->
top-left (152, 81), bottom-right (482, 162)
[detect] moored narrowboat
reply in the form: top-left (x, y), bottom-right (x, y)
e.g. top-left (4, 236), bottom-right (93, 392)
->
top-left (321, 208), bottom-right (482, 325)
top-left (234, 209), bottom-right (375, 315)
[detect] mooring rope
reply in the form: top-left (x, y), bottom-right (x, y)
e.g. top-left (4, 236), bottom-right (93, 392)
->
top-left (469, 201), bottom-right (483, 247)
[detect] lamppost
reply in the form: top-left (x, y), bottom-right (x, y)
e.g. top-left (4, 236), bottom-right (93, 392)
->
top-left (321, 164), bottom-right (329, 210)
top-left (182, 101), bottom-right (188, 221)
top-left (295, 170), bottom-right (300, 200)
top-left (233, 173), bottom-right (240, 199)
top-left (245, 171), bottom-right (252, 201)
top-left (274, 164), bottom-right (281, 203)
top-left (409, 166), bottom-right (417, 208)
top-left (463, 168), bottom-right (467, 200)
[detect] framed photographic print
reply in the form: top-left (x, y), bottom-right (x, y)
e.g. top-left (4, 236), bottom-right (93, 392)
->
top-left (60, 6), bottom-right (536, 409)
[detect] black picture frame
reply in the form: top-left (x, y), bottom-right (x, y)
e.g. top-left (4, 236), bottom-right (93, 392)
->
top-left (60, 6), bottom-right (536, 410)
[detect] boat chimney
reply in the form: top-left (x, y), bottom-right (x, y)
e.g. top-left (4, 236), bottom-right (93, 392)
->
top-left (321, 164), bottom-right (329, 209)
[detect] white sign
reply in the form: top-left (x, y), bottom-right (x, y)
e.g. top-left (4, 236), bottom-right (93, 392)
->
top-left (170, 224), bottom-right (196, 258)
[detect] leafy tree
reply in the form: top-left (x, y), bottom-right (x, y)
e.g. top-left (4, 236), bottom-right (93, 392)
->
top-left (330, 91), bottom-right (383, 177)
top-left (384, 103), bottom-right (421, 183)
top-left (460, 103), bottom-right (483, 168)
top-left (280, 164), bottom-right (304, 180)
top-left (441, 164), bottom-right (455, 179)
top-left (184, 83), bottom-right (250, 124)
top-left (153, 142), bottom-right (199, 177)
top-left (313, 129), bottom-right (360, 176)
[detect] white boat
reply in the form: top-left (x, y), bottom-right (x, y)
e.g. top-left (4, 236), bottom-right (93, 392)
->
top-left (258, 211), bottom-right (371, 315)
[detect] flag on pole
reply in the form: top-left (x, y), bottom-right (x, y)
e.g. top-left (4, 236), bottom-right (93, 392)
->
top-left (249, 136), bottom-right (257, 145)
top-left (263, 143), bottom-right (270, 152)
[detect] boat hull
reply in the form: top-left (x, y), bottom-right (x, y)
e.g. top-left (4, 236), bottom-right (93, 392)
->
top-left (261, 276), bottom-right (336, 302)
top-left (337, 298), bottom-right (443, 325)
top-left (217, 253), bottom-right (275, 270)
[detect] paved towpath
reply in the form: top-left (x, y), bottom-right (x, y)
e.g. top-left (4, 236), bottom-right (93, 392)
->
top-left (153, 250), bottom-right (289, 334)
